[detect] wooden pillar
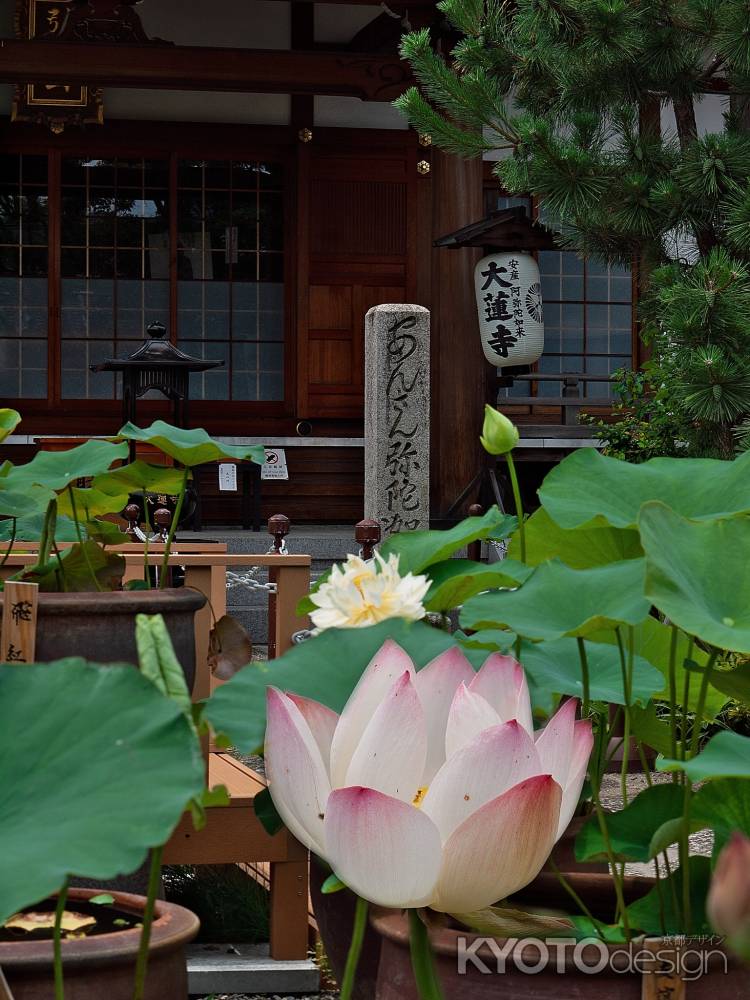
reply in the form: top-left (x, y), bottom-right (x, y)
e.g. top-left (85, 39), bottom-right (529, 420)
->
top-left (430, 148), bottom-right (485, 518)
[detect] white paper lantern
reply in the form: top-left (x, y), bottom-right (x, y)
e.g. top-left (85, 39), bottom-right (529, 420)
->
top-left (474, 251), bottom-right (544, 368)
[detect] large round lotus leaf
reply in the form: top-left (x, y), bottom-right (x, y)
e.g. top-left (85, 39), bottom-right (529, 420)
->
top-left (93, 459), bottom-right (188, 497)
top-left (6, 439), bottom-right (129, 492)
top-left (0, 659), bottom-right (205, 922)
top-left (56, 486), bottom-right (129, 521)
top-left (117, 421), bottom-right (265, 468)
top-left (378, 507), bottom-right (517, 574)
top-left (0, 408), bottom-right (20, 444)
top-left (460, 558), bottom-right (650, 641)
top-left (538, 447), bottom-right (750, 529)
top-left (206, 618), bottom-right (488, 754)
top-left (640, 502), bottom-right (750, 652)
top-left (506, 506), bottom-right (643, 568)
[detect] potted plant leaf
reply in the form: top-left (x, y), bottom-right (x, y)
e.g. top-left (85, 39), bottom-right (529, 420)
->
top-left (0, 415), bottom-right (264, 686)
top-left (203, 410), bottom-right (750, 998)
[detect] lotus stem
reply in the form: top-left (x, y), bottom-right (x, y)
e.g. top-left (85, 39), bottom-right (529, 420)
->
top-left (547, 859), bottom-right (607, 939)
top-left (408, 909), bottom-right (445, 1000)
top-left (576, 637), bottom-right (591, 717)
top-left (0, 517), bottom-right (16, 569)
top-left (132, 845), bottom-right (163, 1000)
top-left (689, 649), bottom-right (718, 759)
top-left (667, 625), bottom-right (679, 767)
top-left (339, 895), bottom-right (368, 1000)
top-left (53, 878), bottom-right (69, 1000)
top-left (67, 486), bottom-right (102, 592)
top-left (505, 451), bottom-right (525, 562)
top-left (159, 467), bottom-right (189, 590)
top-left (614, 627), bottom-right (632, 806)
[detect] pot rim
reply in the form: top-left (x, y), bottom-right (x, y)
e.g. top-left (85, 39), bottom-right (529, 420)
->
top-left (0, 888), bottom-right (200, 968)
top-left (369, 872), bottom-right (735, 966)
top-left (0, 588), bottom-right (206, 615)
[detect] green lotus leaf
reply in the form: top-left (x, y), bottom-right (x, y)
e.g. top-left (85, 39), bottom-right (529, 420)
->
top-left (93, 460), bottom-right (188, 497)
top-left (21, 541), bottom-right (125, 592)
top-left (83, 519), bottom-right (131, 546)
top-left (520, 637), bottom-right (664, 707)
top-left (626, 856), bottom-right (712, 935)
top-left (0, 408), bottom-right (20, 444)
top-left (460, 559), bottom-right (650, 640)
top-left (575, 784), bottom-right (686, 863)
top-left (205, 619), bottom-right (488, 753)
top-left (57, 486), bottom-right (129, 521)
top-left (424, 558), bottom-right (531, 611)
top-left (0, 481), bottom-right (55, 519)
top-left (539, 447), bottom-right (750, 529)
top-left (117, 421), bottom-right (265, 468)
top-left (640, 503), bottom-right (750, 652)
top-left (6, 439), bottom-right (129, 492)
top-left (506, 506), bottom-right (643, 567)
top-left (0, 659), bottom-right (204, 923)
top-left (378, 508), bottom-right (516, 574)
top-left (0, 513), bottom-right (80, 543)
top-left (693, 778), bottom-right (750, 858)
top-left (587, 616), bottom-right (725, 718)
top-left (658, 731), bottom-right (750, 781)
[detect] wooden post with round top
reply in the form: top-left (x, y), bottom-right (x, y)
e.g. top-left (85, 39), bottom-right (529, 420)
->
top-left (355, 517), bottom-right (381, 560)
top-left (267, 514), bottom-right (291, 659)
top-left (467, 503), bottom-right (484, 562)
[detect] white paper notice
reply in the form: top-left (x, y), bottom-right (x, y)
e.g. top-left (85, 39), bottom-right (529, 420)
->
top-left (218, 463), bottom-right (238, 491)
top-left (262, 448), bottom-right (289, 480)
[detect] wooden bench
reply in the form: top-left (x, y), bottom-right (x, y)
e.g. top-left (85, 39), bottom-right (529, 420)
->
top-left (1, 545), bottom-right (313, 960)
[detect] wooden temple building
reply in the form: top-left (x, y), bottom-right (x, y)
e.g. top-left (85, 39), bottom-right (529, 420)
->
top-left (0, 0), bottom-right (671, 525)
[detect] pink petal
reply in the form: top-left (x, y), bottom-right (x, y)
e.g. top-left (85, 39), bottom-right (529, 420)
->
top-left (556, 719), bottom-right (594, 838)
top-left (329, 640), bottom-right (415, 787)
top-left (445, 683), bottom-right (503, 759)
top-left (265, 687), bottom-right (331, 856)
top-left (345, 672), bottom-right (427, 803)
top-left (534, 698), bottom-right (579, 786)
top-left (286, 694), bottom-right (339, 775)
top-left (324, 787), bottom-right (442, 908)
top-left (431, 775), bottom-right (562, 914)
top-left (415, 647), bottom-right (476, 783)
top-left (422, 721), bottom-right (543, 841)
top-left (469, 653), bottom-right (534, 734)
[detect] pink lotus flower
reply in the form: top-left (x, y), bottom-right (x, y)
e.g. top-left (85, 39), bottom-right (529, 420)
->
top-left (265, 640), bottom-right (593, 912)
top-left (708, 831), bottom-right (750, 955)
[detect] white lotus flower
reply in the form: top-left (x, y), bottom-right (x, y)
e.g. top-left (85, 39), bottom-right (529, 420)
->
top-left (308, 552), bottom-right (429, 633)
top-left (265, 640), bottom-right (593, 912)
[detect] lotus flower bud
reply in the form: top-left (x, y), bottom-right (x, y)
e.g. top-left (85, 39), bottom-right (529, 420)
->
top-left (480, 405), bottom-right (520, 455)
top-left (707, 831), bottom-right (750, 958)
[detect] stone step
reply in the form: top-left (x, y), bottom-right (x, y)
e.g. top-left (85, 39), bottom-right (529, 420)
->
top-left (187, 943), bottom-right (319, 996)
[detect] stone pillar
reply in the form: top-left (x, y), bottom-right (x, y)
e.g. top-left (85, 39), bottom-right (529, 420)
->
top-left (364, 304), bottom-right (430, 538)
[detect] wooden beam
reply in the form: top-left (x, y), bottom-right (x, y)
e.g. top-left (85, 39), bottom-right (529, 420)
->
top-left (0, 39), bottom-right (413, 101)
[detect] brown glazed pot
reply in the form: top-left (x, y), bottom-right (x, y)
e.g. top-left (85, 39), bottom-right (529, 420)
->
top-left (371, 874), bottom-right (747, 1000)
top-left (544, 815), bottom-right (608, 874)
top-left (0, 888), bottom-right (199, 1000)
top-left (0, 589), bottom-right (205, 692)
top-left (310, 856), bottom-right (382, 1000)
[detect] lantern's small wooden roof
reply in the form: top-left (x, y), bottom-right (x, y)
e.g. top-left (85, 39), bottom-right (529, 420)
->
top-left (91, 323), bottom-right (223, 373)
top-left (434, 207), bottom-right (558, 252)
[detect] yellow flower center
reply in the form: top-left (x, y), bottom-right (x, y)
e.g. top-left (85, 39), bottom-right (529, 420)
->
top-left (412, 786), bottom-right (428, 808)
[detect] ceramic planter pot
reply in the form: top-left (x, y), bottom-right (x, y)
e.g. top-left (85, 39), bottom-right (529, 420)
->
top-left (0, 588), bottom-right (205, 692)
top-left (370, 874), bottom-right (746, 1000)
top-left (310, 856), bottom-right (382, 1000)
top-left (0, 888), bottom-right (199, 1000)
